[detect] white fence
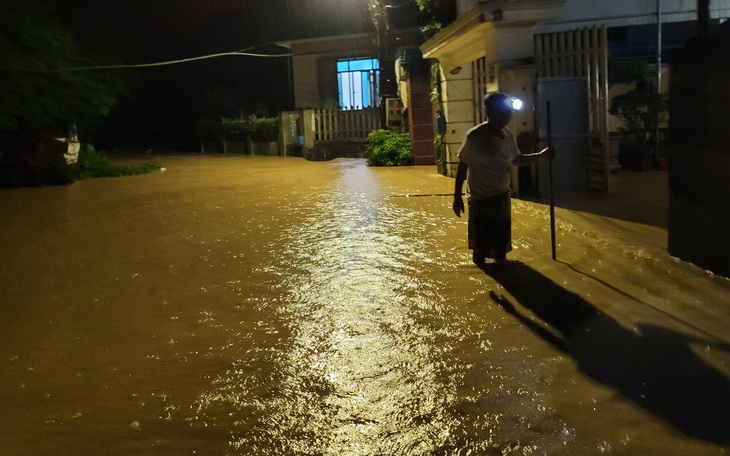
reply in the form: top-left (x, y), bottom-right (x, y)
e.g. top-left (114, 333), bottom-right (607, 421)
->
top-left (312, 108), bottom-right (381, 141)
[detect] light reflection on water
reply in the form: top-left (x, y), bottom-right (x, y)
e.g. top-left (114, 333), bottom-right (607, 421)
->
top-left (194, 160), bottom-right (463, 454)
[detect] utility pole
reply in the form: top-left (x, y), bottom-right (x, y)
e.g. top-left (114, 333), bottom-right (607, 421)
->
top-left (369, 0), bottom-right (398, 128)
top-left (372, 1), bottom-right (397, 98)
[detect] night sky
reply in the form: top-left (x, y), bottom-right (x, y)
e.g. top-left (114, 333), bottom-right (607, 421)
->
top-left (57, 0), bottom-right (371, 55)
top-left (52, 0), bottom-right (375, 149)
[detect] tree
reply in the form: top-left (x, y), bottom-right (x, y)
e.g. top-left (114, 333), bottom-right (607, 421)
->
top-left (0, 0), bottom-right (132, 187)
top-left (415, 0), bottom-right (457, 31)
top-left (0, 0), bottom-right (127, 133)
top-left (609, 58), bottom-right (668, 169)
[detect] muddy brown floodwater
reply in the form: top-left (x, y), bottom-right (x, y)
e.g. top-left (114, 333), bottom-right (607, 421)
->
top-left (0, 155), bottom-right (728, 455)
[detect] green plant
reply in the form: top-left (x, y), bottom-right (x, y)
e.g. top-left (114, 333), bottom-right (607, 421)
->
top-left (415, 0), bottom-right (454, 34)
top-left (430, 61), bottom-right (443, 103)
top-left (220, 120), bottom-right (248, 141)
top-left (421, 21), bottom-right (442, 32)
top-left (219, 115), bottom-right (278, 141)
top-left (365, 129), bottom-right (412, 166)
top-left (608, 58), bottom-right (668, 165)
top-left (415, 0), bottom-right (430, 10)
top-left (244, 116), bottom-right (278, 141)
top-left (199, 115), bottom-right (279, 143)
top-left (610, 89), bottom-right (668, 143)
top-left (0, 1), bottom-right (129, 132)
top-left (71, 144), bottom-right (158, 178)
top-left (434, 136), bottom-right (447, 176)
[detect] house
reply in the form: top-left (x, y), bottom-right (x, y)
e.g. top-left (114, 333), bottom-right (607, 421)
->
top-left (420, 0), bottom-right (730, 194)
top-left (280, 33), bottom-right (384, 110)
top-left (276, 23), bottom-right (440, 164)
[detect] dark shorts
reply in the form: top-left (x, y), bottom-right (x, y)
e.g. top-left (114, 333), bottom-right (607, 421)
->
top-left (468, 191), bottom-right (512, 260)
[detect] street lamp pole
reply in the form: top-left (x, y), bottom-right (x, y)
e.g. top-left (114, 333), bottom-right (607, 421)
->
top-left (370, 0), bottom-right (398, 127)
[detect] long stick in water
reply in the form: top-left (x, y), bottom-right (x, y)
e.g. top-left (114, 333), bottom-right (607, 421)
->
top-left (547, 101), bottom-right (557, 261)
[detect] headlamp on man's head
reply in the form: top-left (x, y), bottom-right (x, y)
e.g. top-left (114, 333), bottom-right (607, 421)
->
top-left (508, 97), bottom-right (524, 111)
top-left (485, 92), bottom-right (525, 113)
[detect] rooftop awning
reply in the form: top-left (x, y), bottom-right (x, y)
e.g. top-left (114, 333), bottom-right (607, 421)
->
top-left (420, 6), bottom-right (490, 63)
top-left (420, 5), bottom-right (541, 64)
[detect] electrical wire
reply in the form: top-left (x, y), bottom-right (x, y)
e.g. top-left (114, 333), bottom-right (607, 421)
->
top-left (1, 44), bottom-right (292, 73)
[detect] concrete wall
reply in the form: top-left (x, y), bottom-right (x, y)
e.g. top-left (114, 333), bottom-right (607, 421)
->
top-left (667, 25), bottom-right (730, 277)
top-left (292, 55), bottom-right (322, 108)
top-left (535, 0), bottom-right (730, 33)
top-left (455, 0), bottom-right (729, 33)
top-left (494, 25), bottom-right (535, 60)
top-left (440, 64), bottom-right (476, 176)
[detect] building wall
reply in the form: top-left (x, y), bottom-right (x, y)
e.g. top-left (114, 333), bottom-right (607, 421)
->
top-left (500, 66), bottom-right (536, 139)
top-left (439, 64), bottom-right (476, 176)
top-left (292, 55), bottom-right (322, 108)
top-left (494, 26), bottom-right (534, 61)
top-left (536, 0), bottom-right (730, 33)
top-left (499, 65), bottom-right (539, 196)
top-left (667, 27), bottom-right (730, 277)
top-left (455, 0), bottom-right (729, 34)
top-left (456, 0), bottom-right (474, 15)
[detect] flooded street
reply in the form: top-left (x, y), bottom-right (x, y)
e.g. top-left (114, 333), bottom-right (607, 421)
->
top-left (1, 155), bottom-right (728, 455)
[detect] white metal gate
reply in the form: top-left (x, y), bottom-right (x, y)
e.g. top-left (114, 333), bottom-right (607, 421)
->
top-left (536, 78), bottom-right (590, 194)
top-left (535, 26), bottom-right (609, 191)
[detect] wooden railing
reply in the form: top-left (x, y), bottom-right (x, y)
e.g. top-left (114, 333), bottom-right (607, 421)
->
top-left (313, 107), bottom-right (381, 141)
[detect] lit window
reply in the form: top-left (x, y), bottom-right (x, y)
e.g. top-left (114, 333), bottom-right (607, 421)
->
top-left (337, 58), bottom-right (380, 110)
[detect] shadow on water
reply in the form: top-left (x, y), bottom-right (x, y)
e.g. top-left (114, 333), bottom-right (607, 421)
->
top-left (538, 171), bottom-right (669, 229)
top-left (481, 261), bottom-right (730, 444)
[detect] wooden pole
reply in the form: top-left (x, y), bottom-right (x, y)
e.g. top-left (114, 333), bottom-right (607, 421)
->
top-left (547, 101), bottom-right (557, 261)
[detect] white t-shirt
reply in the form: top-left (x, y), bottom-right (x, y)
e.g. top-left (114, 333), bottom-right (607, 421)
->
top-left (457, 122), bottom-right (520, 199)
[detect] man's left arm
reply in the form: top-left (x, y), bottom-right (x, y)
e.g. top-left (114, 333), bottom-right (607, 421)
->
top-left (512, 146), bottom-right (556, 166)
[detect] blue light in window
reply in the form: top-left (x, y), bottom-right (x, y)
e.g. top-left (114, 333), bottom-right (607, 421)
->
top-left (337, 58), bottom-right (380, 109)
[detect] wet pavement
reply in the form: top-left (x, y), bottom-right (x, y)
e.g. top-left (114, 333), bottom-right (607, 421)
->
top-left (0, 155), bottom-right (728, 455)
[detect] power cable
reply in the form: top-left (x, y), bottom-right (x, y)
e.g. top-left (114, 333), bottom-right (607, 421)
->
top-left (0, 43), bottom-right (292, 73)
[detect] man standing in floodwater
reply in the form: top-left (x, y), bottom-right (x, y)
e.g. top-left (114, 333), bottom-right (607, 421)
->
top-left (453, 93), bottom-right (556, 265)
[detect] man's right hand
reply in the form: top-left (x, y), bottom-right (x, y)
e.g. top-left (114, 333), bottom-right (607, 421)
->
top-left (453, 196), bottom-right (465, 217)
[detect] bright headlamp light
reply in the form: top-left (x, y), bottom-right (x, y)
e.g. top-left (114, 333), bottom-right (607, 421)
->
top-left (508, 97), bottom-right (524, 111)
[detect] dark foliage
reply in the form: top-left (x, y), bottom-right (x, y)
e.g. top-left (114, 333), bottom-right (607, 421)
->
top-left (0, 0), bottom-right (129, 133)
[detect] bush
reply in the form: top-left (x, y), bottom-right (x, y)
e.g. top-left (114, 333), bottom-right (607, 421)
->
top-left (197, 116), bottom-right (279, 143)
top-left (218, 116), bottom-right (279, 141)
top-left (365, 129), bottom-right (412, 166)
top-left (244, 116), bottom-right (278, 141)
top-left (71, 145), bottom-right (158, 178)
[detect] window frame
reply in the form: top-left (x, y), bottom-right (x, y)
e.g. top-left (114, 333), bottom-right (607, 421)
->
top-left (336, 57), bottom-right (380, 110)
